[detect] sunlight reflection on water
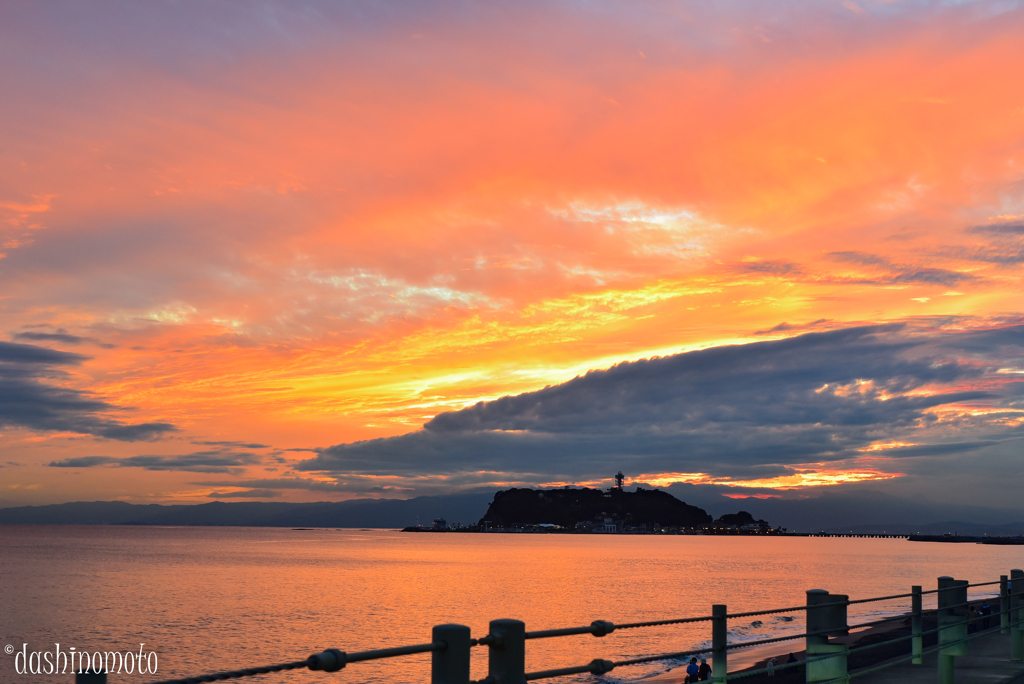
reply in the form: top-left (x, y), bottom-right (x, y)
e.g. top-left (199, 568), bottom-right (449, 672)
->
top-left (1, 526), bottom-right (1020, 684)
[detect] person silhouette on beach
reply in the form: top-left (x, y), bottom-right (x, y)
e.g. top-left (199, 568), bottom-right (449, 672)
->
top-left (697, 657), bottom-right (711, 681)
top-left (685, 656), bottom-right (699, 682)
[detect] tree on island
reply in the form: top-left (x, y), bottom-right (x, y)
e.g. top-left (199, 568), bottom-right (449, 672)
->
top-left (715, 511), bottom-right (769, 528)
top-left (479, 486), bottom-right (713, 529)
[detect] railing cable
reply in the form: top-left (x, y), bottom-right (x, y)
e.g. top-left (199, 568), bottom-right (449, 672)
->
top-left (145, 642), bottom-right (445, 684)
top-left (144, 659), bottom-right (312, 684)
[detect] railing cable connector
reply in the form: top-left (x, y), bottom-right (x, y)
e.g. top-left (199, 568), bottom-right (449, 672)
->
top-left (308, 648), bottom-right (346, 672)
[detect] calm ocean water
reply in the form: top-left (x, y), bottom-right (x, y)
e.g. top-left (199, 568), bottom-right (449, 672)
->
top-left (1, 525), bottom-right (1022, 684)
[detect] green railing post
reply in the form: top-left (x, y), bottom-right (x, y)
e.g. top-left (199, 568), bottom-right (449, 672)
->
top-left (487, 619), bottom-right (526, 684)
top-left (712, 604), bottom-right (727, 683)
top-left (432, 624), bottom-right (471, 684)
top-left (912, 585), bottom-right (923, 665)
top-left (937, 576), bottom-right (967, 684)
top-left (1012, 569), bottom-right (1024, 662)
top-left (806, 589), bottom-right (849, 684)
top-left (1002, 575), bottom-right (1010, 635)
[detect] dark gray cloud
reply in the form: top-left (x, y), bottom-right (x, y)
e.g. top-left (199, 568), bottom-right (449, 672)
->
top-left (119, 452), bottom-right (262, 472)
top-left (945, 222), bottom-right (1024, 265)
top-left (742, 252), bottom-right (978, 287)
top-left (0, 341), bottom-right (176, 441)
top-left (741, 260), bottom-right (805, 276)
top-left (827, 251), bottom-right (976, 286)
top-left (967, 222), bottom-right (1024, 235)
top-left (297, 324), bottom-right (1022, 483)
top-left (829, 251), bottom-right (891, 268)
top-left (0, 341), bottom-right (87, 365)
top-left (49, 450), bottom-right (260, 473)
top-left (192, 440), bottom-right (271, 449)
top-left (48, 456), bottom-right (119, 468)
top-left (13, 332), bottom-right (86, 345)
top-left (12, 331), bottom-right (115, 348)
top-left (888, 269), bottom-right (975, 286)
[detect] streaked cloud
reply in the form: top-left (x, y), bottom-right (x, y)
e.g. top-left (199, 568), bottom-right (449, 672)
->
top-left (49, 450), bottom-right (262, 473)
top-left (207, 489), bottom-right (282, 499)
top-left (0, 341), bottom-right (175, 441)
top-left (12, 331), bottom-right (115, 348)
top-left (192, 440), bottom-right (271, 449)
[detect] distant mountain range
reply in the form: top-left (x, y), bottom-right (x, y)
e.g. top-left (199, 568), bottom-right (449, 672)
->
top-left (0, 493), bottom-right (493, 528)
top-left (2, 486), bottom-right (1023, 534)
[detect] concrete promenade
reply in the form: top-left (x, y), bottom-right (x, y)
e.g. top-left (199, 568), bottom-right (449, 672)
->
top-left (655, 615), bottom-right (1024, 684)
top-left (866, 629), bottom-right (1024, 684)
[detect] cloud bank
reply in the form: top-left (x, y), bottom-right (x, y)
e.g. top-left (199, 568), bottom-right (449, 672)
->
top-left (298, 324), bottom-right (1023, 486)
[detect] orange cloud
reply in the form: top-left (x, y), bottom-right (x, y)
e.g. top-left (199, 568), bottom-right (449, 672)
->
top-left (635, 466), bottom-right (904, 491)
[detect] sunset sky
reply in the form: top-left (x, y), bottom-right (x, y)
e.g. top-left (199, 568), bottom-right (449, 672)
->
top-left (2, 0), bottom-right (1023, 511)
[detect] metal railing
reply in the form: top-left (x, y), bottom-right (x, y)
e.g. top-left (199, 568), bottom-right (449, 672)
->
top-left (74, 568), bottom-right (1024, 684)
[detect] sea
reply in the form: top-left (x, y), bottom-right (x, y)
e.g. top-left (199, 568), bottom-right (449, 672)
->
top-left (1, 525), bottom-right (1022, 684)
